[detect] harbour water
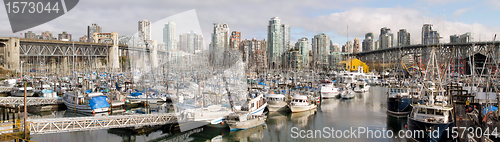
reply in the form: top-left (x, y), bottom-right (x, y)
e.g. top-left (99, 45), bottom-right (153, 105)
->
top-left (27, 86), bottom-right (410, 142)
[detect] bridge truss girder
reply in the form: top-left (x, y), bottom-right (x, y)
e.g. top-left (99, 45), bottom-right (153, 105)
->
top-left (19, 43), bottom-right (108, 57)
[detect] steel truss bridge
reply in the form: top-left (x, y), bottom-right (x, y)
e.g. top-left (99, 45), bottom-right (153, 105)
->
top-left (351, 41), bottom-right (500, 68)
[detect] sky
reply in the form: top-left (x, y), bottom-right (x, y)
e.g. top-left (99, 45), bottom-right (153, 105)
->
top-left (1, 0), bottom-right (499, 50)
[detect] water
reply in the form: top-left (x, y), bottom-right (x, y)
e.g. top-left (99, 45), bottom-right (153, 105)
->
top-left (29, 86), bottom-right (410, 142)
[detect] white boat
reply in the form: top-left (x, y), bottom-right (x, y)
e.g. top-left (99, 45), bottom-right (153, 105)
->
top-left (176, 104), bottom-right (233, 127)
top-left (237, 91), bottom-right (267, 115)
top-left (126, 92), bottom-right (166, 104)
top-left (319, 80), bottom-right (340, 99)
top-left (266, 93), bottom-right (288, 112)
top-left (63, 92), bottom-right (110, 114)
top-left (340, 85), bottom-right (355, 99)
top-left (11, 81), bottom-right (34, 97)
top-left (225, 112), bottom-right (267, 131)
top-left (353, 79), bottom-right (370, 93)
top-left (288, 94), bottom-right (317, 113)
top-left (0, 79), bottom-right (16, 93)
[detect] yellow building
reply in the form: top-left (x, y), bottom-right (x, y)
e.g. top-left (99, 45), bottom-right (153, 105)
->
top-left (338, 58), bottom-right (369, 73)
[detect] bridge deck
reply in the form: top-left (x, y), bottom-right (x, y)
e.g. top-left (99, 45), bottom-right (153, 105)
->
top-left (28, 113), bottom-right (178, 134)
top-left (0, 97), bottom-right (61, 106)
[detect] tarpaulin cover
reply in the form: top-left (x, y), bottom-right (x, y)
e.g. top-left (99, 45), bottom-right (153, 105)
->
top-left (483, 106), bottom-right (498, 115)
top-left (258, 82), bottom-right (264, 85)
top-left (89, 96), bottom-right (109, 110)
top-left (130, 92), bottom-right (142, 96)
top-left (85, 89), bottom-right (92, 93)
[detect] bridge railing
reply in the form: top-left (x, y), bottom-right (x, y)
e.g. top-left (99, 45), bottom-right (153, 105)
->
top-left (28, 113), bottom-right (178, 134)
top-left (0, 97), bottom-right (61, 106)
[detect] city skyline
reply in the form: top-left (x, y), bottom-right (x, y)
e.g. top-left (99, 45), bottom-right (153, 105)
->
top-left (1, 0), bottom-right (499, 48)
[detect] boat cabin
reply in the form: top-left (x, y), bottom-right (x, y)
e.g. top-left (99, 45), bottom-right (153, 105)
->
top-left (410, 104), bottom-right (452, 123)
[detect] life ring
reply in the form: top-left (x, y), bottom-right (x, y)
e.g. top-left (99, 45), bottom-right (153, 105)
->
top-left (92, 110), bottom-right (95, 116)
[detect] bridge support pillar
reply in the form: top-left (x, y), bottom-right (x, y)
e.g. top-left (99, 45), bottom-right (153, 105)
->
top-left (50, 57), bottom-right (56, 73)
top-left (5, 37), bottom-right (20, 72)
top-left (151, 39), bottom-right (158, 69)
top-left (62, 57), bottom-right (68, 75)
top-left (107, 33), bottom-right (120, 71)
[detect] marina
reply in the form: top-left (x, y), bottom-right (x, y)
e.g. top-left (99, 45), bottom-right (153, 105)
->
top-left (0, 1), bottom-right (499, 141)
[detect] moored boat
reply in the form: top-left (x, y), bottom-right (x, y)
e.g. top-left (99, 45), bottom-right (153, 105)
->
top-left (288, 94), bottom-right (317, 113)
top-left (266, 93), bottom-right (288, 112)
top-left (386, 86), bottom-right (412, 115)
top-left (63, 92), bottom-right (110, 114)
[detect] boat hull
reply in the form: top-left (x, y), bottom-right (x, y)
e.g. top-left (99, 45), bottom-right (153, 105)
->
top-left (63, 100), bottom-right (109, 113)
top-left (321, 92), bottom-right (339, 99)
top-left (407, 118), bottom-right (455, 142)
top-left (289, 104), bottom-right (317, 113)
top-left (11, 91), bottom-right (34, 97)
top-left (267, 101), bottom-right (288, 112)
top-left (387, 97), bottom-right (412, 115)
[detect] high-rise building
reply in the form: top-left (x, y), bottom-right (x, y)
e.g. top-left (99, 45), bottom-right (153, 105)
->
top-left (397, 29), bottom-right (410, 46)
top-left (230, 31), bottom-right (241, 51)
top-left (87, 23), bottom-right (101, 42)
top-left (194, 34), bottom-right (204, 52)
top-left (421, 24), bottom-right (439, 45)
top-left (450, 32), bottom-right (472, 43)
top-left (342, 41), bottom-right (353, 53)
top-left (379, 27), bottom-right (393, 49)
top-left (246, 38), bottom-right (267, 70)
top-left (138, 19), bottom-right (151, 41)
top-left (210, 23), bottom-right (230, 66)
top-left (450, 35), bottom-right (459, 43)
top-left (282, 24), bottom-right (290, 52)
top-left (365, 33), bottom-right (374, 40)
top-left (163, 21), bottom-right (176, 51)
top-left (179, 31), bottom-right (203, 54)
top-left (312, 33), bottom-right (331, 69)
top-left (267, 17), bottom-right (283, 69)
top-left (79, 35), bottom-right (88, 42)
top-left (24, 31), bottom-right (36, 39)
top-left (58, 31), bottom-right (72, 41)
top-left (362, 36), bottom-right (374, 52)
top-left (331, 43), bottom-right (340, 53)
top-left (353, 37), bottom-right (360, 53)
top-left (295, 37), bottom-right (309, 68)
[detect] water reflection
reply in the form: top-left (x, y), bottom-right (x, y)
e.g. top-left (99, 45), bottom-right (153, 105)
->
top-left (225, 124), bottom-right (267, 142)
top-left (290, 109), bottom-right (317, 128)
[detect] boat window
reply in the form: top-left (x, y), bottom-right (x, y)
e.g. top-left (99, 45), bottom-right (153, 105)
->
top-left (436, 110), bottom-right (444, 115)
top-left (427, 108), bottom-right (435, 115)
top-left (417, 108), bottom-right (425, 114)
top-left (280, 98), bottom-right (283, 101)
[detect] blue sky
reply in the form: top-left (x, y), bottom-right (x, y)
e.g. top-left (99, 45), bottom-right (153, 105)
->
top-left (0, 0), bottom-right (499, 49)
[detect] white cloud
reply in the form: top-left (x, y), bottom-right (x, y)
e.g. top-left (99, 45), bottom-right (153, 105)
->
top-left (453, 8), bottom-right (473, 17)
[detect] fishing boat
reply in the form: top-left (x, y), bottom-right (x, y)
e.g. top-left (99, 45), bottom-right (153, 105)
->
top-left (386, 86), bottom-right (412, 115)
top-left (62, 92), bottom-right (110, 114)
top-left (407, 100), bottom-right (454, 141)
top-left (340, 84), bottom-right (355, 99)
top-left (319, 80), bottom-right (340, 99)
top-left (353, 79), bottom-right (370, 93)
top-left (11, 81), bottom-right (34, 97)
top-left (225, 112), bottom-right (267, 131)
top-left (265, 93), bottom-right (288, 112)
top-left (288, 94), bottom-right (317, 113)
top-left (238, 91), bottom-right (267, 115)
